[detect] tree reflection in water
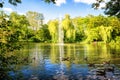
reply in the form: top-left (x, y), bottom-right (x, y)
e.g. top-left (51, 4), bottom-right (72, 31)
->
top-left (53, 44), bottom-right (69, 80)
top-left (1, 43), bottom-right (120, 80)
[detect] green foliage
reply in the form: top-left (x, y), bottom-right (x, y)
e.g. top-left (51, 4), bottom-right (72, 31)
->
top-left (72, 17), bottom-right (86, 41)
top-left (85, 15), bottom-right (109, 29)
top-left (0, 11), bottom-right (29, 53)
top-left (85, 27), bottom-right (101, 43)
top-left (62, 14), bottom-right (75, 42)
top-left (0, 3), bottom-right (3, 8)
top-left (45, 14), bottom-right (119, 43)
top-left (9, 12), bottom-right (29, 40)
top-left (30, 25), bottom-right (51, 42)
top-left (0, 10), bottom-right (120, 44)
top-left (26, 28), bottom-right (34, 40)
top-left (48, 20), bottom-right (58, 43)
top-left (93, 0), bottom-right (120, 18)
top-left (99, 26), bottom-right (113, 43)
top-left (1, 11), bottom-right (119, 44)
top-left (26, 11), bottom-right (44, 31)
top-left (0, 0), bottom-right (21, 8)
top-left (0, 53), bottom-right (19, 79)
top-left (115, 36), bottom-right (120, 44)
top-left (108, 17), bottom-right (120, 39)
top-left (43, 0), bottom-right (56, 4)
top-left (9, 0), bottom-right (21, 6)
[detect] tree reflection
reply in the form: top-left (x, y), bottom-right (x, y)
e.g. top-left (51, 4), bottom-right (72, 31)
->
top-left (1, 43), bottom-right (120, 79)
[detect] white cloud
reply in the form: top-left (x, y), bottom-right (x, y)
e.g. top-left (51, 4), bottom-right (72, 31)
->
top-left (74, 0), bottom-right (96, 4)
top-left (99, 3), bottom-right (106, 8)
top-left (55, 0), bottom-right (66, 6)
top-left (99, 0), bottom-right (110, 8)
top-left (3, 8), bottom-right (13, 13)
top-left (2, 7), bottom-right (25, 15)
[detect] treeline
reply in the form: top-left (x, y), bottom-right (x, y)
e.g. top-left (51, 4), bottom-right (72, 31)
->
top-left (0, 11), bottom-right (120, 46)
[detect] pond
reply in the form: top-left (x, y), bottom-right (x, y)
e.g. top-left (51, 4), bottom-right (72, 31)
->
top-left (1, 43), bottom-right (120, 80)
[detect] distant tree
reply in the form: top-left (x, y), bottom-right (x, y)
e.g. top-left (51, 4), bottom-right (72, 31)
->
top-left (26, 11), bottom-right (44, 31)
top-left (31, 24), bottom-right (51, 42)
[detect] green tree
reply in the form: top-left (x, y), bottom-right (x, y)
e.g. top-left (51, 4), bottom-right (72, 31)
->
top-left (99, 26), bottom-right (113, 43)
top-left (93, 0), bottom-right (120, 18)
top-left (85, 27), bottom-right (101, 43)
top-left (48, 19), bottom-right (58, 43)
top-left (31, 24), bottom-right (51, 42)
top-left (62, 14), bottom-right (75, 42)
top-left (26, 11), bottom-right (44, 31)
top-left (72, 17), bottom-right (85, 41)
top-left (9, 12), bottom-right (29, 40)
top-left (108, 17), bottom-right (120, 39)
top-left (85, 15), bottom-right (109, 29)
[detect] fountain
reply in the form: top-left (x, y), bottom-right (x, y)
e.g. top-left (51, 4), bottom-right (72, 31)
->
top-left (58, 16), bottom-right (64, 71)
top-left (53, 17), bottom-right (69, 80)
top-left (58, 16), bottom-right (64, 45)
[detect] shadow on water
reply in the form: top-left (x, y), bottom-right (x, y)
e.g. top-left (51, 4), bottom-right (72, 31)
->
top-left (0, 43), bottom-right (120, 80)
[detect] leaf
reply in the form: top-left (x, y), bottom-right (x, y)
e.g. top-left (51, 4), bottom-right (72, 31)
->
top-left (0, 3), bottom-right (3, 8)
top-left (16, 0), bottom-right (21, 3)
top-left (51, 0), bottom-right (56, 4)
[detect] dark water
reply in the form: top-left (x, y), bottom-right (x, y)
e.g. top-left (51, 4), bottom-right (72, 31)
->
top-left (1, 43), bottom-right (120, 80)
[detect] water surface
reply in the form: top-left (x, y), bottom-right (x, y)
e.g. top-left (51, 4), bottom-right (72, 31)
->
top-left (2, 43), bottom-right (120, 80)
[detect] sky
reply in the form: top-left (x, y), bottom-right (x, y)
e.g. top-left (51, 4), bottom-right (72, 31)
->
top-left (0, 0), bottom-right (106, 23)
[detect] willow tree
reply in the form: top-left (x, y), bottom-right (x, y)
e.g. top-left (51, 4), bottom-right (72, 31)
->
top-left (62, 14), bottom-right (75, 42)
top-left (99, 26), bottom-right (113, 43)
top-left (72, 17), bottom-right (86, 41)
top-left (48, 20), bottom-right (58, 43)
top-left (108, 17), bottom-right (120, 40)
top-left (85, 28), bottom-right (101, 43)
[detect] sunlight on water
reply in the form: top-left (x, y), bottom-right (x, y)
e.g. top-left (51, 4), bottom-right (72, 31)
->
top-left (4, 43), bottom-right (120, 80)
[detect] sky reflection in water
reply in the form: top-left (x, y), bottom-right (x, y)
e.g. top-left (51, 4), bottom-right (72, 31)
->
top-left (7, 43), bottom-right (120, 80)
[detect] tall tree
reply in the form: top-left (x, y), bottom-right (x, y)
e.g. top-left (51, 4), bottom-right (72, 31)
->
top-left (99, 26), bottom-right (113, 43)
top-left (72, 17), bottom-right (85, 41)
top-left (62, 14), bottom-right (75, 42)
top-left (0, 11), bottom-right (29, 53)
top-left (9, 12), bottom-right (29, 40)
top-left (26, 11), bottom-right (44, 31)
top-left (48, 19), bottom-right (58, 43)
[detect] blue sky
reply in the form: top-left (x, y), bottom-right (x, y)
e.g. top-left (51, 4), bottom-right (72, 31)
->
top-left (1, 0), bottom-right (106, 23)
